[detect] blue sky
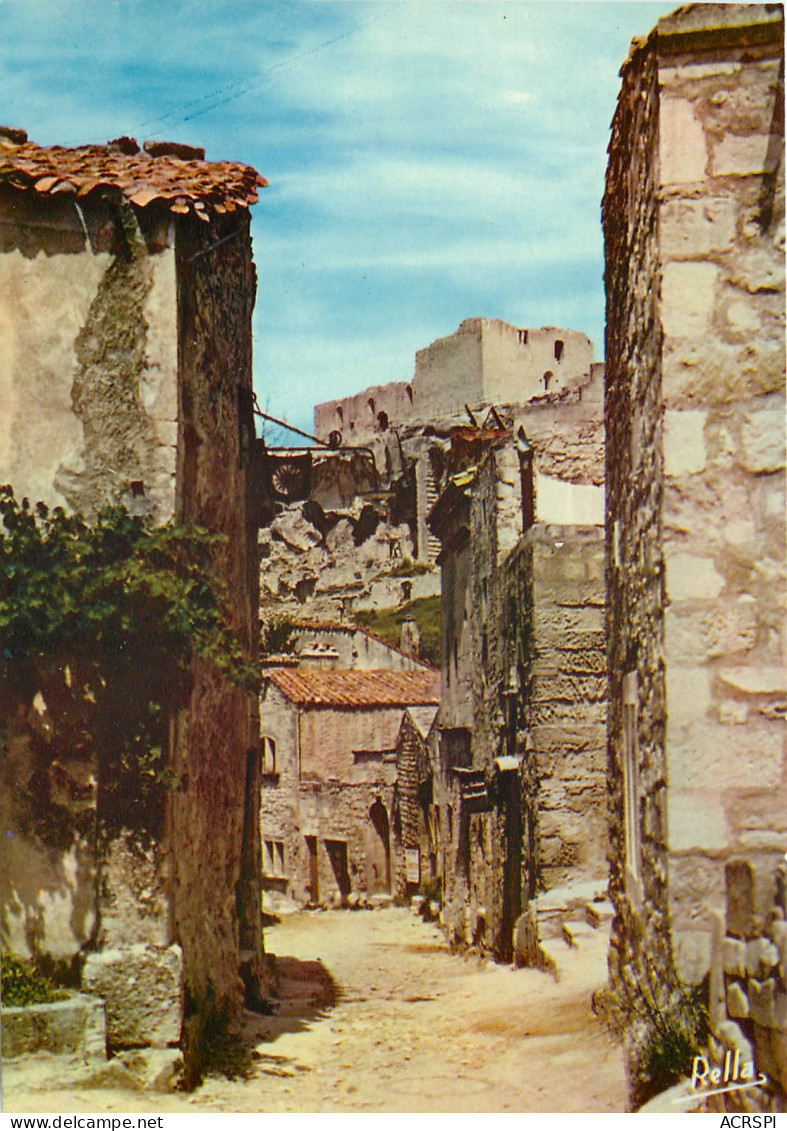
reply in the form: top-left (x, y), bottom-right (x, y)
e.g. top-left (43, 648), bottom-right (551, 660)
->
top-left (3, 0), bottom-right (677, 439)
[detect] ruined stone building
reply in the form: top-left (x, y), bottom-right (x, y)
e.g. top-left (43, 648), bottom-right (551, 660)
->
top-left (0, 128), bottom-right (267, 1067)
top-left (415, 346), bottom-right (608, 962)
top-left (314, 317), bottom-right (602, 566)
top-left (603, 3), bottom-right (785, 1106)
top-left (259, 667), bottom-right (439, 906)
top-left (257, 317), bottom-right (603, 633)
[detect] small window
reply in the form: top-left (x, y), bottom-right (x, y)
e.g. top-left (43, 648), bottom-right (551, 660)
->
top-left (518, 329), bottom-right (528, 345)
top-left (554, 339), bottom-right (564, 362)
top-left (336, 405), bottom-right (344, 424)
top-left (261, 735), bottom-right (276, 774)
top-left (368, 397), bottom-right (376, 416)
top-left (377, 410), bottom-right (389, 432)
top-left (543, 371), bottom-right (553, 391)
top-left (264, 839), bottom-right (286, 877)
top-left (406, 384), bottom-right (414, 403)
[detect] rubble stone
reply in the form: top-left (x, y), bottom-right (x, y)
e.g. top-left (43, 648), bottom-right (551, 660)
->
top-left (727, 981), bottom-right (750, 1019)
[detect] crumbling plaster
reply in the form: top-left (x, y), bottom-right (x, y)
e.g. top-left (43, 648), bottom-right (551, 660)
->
top-left (0, 194), bottom-right (178, 520)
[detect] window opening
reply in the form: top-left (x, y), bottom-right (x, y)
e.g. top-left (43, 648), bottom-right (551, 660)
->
top-left (261, 735), bottom-right (277, 774)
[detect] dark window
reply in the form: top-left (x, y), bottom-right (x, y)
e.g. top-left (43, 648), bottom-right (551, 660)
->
top-left (554, 339), bottom-right (564, 362)
top-left (261, 735), bottom-right (276, 774)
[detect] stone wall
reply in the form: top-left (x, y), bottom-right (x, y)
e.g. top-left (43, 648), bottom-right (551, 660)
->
top-left (299, 706), bottom-right (409, 780)
top-left (0, 187), bottom-right (263, 1074)
top-left (314, 318), bottom-right (596, 442)
top-left (170, 210), bottom-right (262, 1062)
top-left (527, 526), bottom-right (607, 889)
top-left (392, 710), bottom-right (433, 897)
top-left (260, 681), bottom-right (416, 905)
top-left (704, 856), bottom-right (786, 1111)
top-left (428, 434), bottom-right (608, 962)
top-left (658, 5), bottom-right (786, 983)
top-left (291, 625), bottom-right (430, 671)
top-left (296, 779), bottom-right (395, 903)
top-left (603, 18), bottom-right (671, 1051)
top-left (603, 2), bottom-right (785, 1106)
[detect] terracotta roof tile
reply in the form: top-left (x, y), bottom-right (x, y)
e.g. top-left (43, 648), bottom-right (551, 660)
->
top-left (265, 668), bottom-right (441, 708)
top-left (0, 130), bottom-right (266, 219)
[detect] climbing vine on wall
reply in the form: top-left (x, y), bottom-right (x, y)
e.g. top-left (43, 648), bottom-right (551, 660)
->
top-left (0, 487), bottom-right (258, 842)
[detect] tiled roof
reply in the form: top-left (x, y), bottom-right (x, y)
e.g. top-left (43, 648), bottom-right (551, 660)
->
top-left (265, 668), bottom-right (441, 708)
top-left (0, 128), bottom-right (266, 219)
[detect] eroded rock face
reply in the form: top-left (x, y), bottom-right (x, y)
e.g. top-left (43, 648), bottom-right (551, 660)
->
top-left (82, 943), bottom-right (182, 1049)
top-left (260, 500), bottom-right (426, 621)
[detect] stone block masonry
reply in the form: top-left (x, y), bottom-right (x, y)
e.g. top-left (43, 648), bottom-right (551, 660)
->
top-left (83, 944), bottom-right (183, 1050)
top-left (703, 857), bottom-right (786, 1110)
top-left (427, 427), bottom-right (608, 964)
top-left (603, 2), bottom-right (784, 1108)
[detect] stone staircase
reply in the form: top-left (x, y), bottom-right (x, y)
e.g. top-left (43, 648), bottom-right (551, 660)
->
top-left (519, 878), bottom-right (614, 977)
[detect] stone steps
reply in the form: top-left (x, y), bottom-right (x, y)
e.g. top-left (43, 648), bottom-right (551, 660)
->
top-left (527, 878), bottom-right (613, 978)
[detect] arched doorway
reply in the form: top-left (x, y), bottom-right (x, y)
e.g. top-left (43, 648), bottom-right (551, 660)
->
top-left (365, 799), bottom-right (391, 894)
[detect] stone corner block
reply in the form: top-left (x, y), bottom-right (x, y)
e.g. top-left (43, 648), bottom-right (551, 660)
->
top-left (82, 943), bottom-right (182, 1050)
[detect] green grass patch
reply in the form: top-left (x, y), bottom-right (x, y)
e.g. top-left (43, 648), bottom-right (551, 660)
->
top-left (1, 953), bottom-right (69, 1007)
top-left (353, 594), bottom-right (442, 668)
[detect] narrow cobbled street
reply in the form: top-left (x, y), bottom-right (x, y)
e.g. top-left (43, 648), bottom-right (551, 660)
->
top-left (5, 906), bottom-right (625, 1114)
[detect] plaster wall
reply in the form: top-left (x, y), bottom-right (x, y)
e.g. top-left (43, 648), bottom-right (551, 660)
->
top-left (0, 190), bottom-right (178, 521)
top-left (293, 627), bottom-right (429, 671)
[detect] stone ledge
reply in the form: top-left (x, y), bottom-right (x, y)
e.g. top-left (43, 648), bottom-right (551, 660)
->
top-left (1, 993), bottom-right (106, 1061)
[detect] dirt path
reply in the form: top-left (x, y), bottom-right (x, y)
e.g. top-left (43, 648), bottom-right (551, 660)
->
top-left (3, 906), bottom-right (626, 1113)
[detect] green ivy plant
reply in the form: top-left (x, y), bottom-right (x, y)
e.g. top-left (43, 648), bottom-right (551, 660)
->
top-left (0, 487), bottom-right (259, 842)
